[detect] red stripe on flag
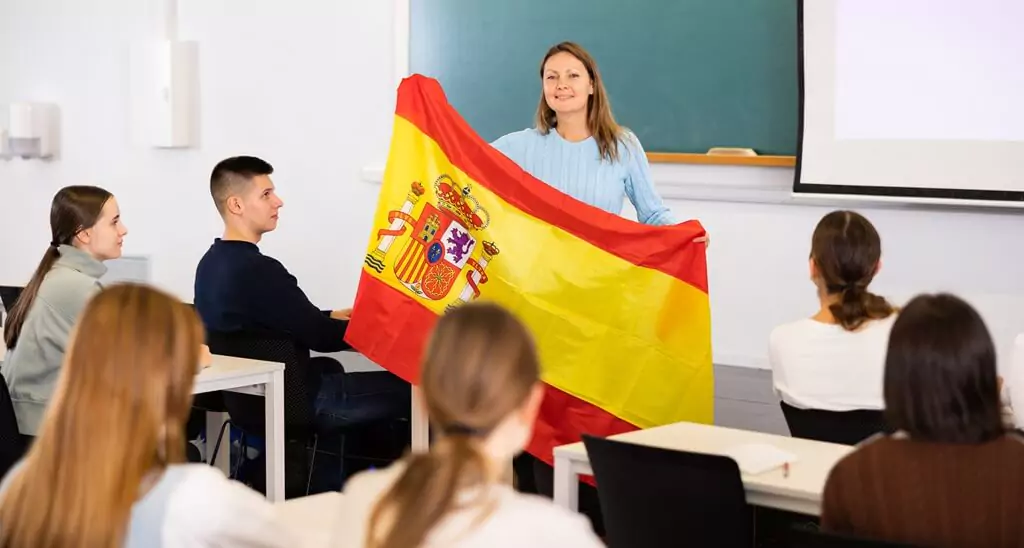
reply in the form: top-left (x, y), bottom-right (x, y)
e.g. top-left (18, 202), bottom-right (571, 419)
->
top-left (345, 272), bottom-right (437, 384)
top-left (346, 274), bottom-right (638, 471)
top-left (393, 75), bottom-right (708, 294)
top-left (528, 384), bottom-right (639, 486)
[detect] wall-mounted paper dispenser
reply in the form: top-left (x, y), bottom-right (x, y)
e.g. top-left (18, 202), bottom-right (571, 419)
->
top-left (0, 103), bottom-right (60, 160)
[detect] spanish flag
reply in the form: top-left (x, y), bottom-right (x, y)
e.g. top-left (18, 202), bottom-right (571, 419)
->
top-left (346, 75), bottom-right (713, 467)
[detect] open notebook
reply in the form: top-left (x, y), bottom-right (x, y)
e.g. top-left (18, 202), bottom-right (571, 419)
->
top-left (720, 443), bottom-right (798, 475)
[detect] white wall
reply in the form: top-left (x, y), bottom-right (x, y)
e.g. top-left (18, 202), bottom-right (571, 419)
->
top-left (0, 0), bottom-right (397, 310)
top-left (648, 166), bottom-right (1024, 372)
top-left (5, 0), bottom-right (1024, 373)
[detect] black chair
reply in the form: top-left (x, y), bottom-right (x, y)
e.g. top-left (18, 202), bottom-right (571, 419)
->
top-left (787, 525), bottom-right (918, 547)
top-left (205, 328), bottom-right (404, 497)
top-left (582, 434), bottom-right (754, 548)
top-left (204, 328), bottom-right (323, 497)
top-left (0, 286), bottom-right (24, 313)
top-left (780, 402), bottom-right (887, 446)
top-left (0, 374), bottom-right (26, 478)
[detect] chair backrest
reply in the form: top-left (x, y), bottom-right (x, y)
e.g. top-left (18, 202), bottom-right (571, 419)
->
top-left (582, 434), bottom-right (753, 548)
top-left (0, 374), bottom-right (25, 478)
top-left (788, 526), bottom-right (918, 547)
top-left (205, 329), bottom-right (318, 437)
top-left (780, 402), bottom-right (887, 446)
top-left (0, 286), bottom-right (24, 314)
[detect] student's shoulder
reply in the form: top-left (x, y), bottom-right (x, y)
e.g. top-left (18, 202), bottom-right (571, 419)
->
top-left (342, 461), bottom-right (406, 503)
top-left (37, 268), bottom-right (101, 314)
top-left (169, 463), bottom-right (263, 501)
top-left (769, 318), bottom-right (819, 347)
top-left (825, 433), bottom-right (893, 485)
top-left (159, 464), bottom-right (294, 546)
top-left (497, 489), bottom-right (604, 546)
top-left (202, 241), bottom-right (290, 275)
top-left (164, 465), bottom-right (283, 528)
top-left (998, 431), bottom-right (1024, 454)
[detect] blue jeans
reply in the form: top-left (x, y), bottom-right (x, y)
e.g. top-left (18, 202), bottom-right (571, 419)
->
top-left (311, 357), bottom-right (410, 431)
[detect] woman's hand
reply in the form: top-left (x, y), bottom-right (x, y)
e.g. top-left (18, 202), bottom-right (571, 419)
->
top-left (330, 308), bottom-right (353, 320)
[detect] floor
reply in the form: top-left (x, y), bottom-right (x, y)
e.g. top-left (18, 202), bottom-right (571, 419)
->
top-left (714, 364), bottom-right (789, 436)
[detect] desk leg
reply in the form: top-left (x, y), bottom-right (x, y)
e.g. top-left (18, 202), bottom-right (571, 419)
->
top-left (205, 411), bottom-right (231, 477)
top-left (411, 387), bottom-right (429, 452)
top-left (553, 454), bottom-right (579, 512)
top-left (265, 370), bottom-right (285, 502)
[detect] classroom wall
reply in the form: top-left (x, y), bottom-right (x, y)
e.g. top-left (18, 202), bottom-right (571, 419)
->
top-left (637, 165), bottom-right (1024, 372)
top-left (4, 0), bottom-right (1024, 372)
top-left (0, 0), bottom-right (397, 310)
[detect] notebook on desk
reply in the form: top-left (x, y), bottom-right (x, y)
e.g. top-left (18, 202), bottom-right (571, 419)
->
top-left (721, 443), bottom-right (798, 475)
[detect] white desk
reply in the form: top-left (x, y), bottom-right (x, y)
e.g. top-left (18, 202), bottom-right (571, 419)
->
top-left (275, 492), bottom-right (343, 548)
top-left (553, 421), bottom-right (853, 516)
top-left (195, 354), bottom-right (285, 502)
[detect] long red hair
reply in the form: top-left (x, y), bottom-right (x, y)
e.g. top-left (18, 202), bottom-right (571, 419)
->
top-left (0, 284), bottom-right (204, 548)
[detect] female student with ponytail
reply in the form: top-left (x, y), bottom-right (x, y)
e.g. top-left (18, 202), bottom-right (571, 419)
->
top-left (0, 284), bottom-right (289, 548)
top-left (768, 210), bottom-right (897, 412)
top-left (822, 293), bottom-right (1024, 546)
top-left (1, 185), bottom-right (127, 436)
top-left (335, 302), bottom-right (602, 547)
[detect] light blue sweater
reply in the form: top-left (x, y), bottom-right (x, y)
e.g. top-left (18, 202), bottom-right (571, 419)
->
top-left (492, 128), bottom-right (675, 226)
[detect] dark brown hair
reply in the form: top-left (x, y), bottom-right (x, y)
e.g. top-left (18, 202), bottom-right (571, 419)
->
top-left (884, 293), bottom-right (1004, 444)
top-left (810, 210), bottom-right (894, 331)
top-left (209, 155), bottom-right (273, 214)
top-left (367, 302), bottom-right (540, 548)
top-left (535, 41), bottom-right (625, 162)
top-left (4, 185), bottom-right (112, 349)
top-left (0, 283), bottom-right (204, 548)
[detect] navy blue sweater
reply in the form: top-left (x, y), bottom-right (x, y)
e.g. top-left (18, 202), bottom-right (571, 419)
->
top-left (194, 239), bottom-right (350, 352)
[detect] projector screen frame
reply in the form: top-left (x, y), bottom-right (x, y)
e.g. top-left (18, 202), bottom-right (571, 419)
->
top-left (792, 0), bottom-right (1024, 207)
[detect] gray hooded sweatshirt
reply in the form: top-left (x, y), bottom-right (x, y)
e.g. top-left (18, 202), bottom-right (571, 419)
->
top-left (1, 245), bottom-right (105, 435)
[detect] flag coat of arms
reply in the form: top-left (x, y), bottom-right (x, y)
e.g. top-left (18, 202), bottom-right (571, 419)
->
top-left (346, 74), bottom-right (713, 466)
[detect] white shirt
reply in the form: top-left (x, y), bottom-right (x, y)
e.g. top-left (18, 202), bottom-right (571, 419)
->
top-left (150, 464), bottom-right (293, 547)
top-left (768, 315), bottom-right (897, 411)
top-left (333, 462), bottom-right (604, 548)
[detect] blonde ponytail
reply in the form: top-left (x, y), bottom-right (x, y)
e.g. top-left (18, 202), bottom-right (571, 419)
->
top-left (368, 434), bottom-right (492, 548)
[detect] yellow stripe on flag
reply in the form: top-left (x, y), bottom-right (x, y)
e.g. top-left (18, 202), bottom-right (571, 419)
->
top-left (364, 117), bottom-right (713, 428)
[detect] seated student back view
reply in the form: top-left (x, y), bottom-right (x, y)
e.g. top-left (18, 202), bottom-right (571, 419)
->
top-left (334, 303), bottom-right (603, 548)
top-left (768, 211), bottom-right (896, 412)
top-left (0, 284), bottom-right (291, 548)
top-left (822, 293), bottom-right (1024, 548)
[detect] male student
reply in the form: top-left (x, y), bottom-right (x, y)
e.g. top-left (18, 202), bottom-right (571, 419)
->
top-left (194, 155), bottom-right (409, 433)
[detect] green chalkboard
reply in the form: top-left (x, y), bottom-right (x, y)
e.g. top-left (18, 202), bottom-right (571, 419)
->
top-left (410, 0), bottom-right (799, 155)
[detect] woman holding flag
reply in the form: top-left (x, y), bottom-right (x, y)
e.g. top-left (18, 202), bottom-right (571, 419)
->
top-left (492, 40), bottom-right (707, 531)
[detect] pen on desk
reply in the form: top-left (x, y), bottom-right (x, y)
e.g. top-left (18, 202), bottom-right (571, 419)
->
top-left (783, 462), bottom-right (790, 478)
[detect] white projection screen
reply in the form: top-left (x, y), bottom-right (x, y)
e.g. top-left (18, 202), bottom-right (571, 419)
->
top-left (796, 0), bottom-right (1024, 204)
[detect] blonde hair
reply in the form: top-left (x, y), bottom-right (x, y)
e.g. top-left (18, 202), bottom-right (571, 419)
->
top-left (0, 284), bottom-right (205, 548)
top-left (535, 41), bottom-right (624, 162)
top-left (367, 302), bottom-right (540, 548)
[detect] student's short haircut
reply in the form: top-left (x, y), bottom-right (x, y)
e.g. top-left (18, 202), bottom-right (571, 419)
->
top-left (209, 156), bottom-right (274, 214)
